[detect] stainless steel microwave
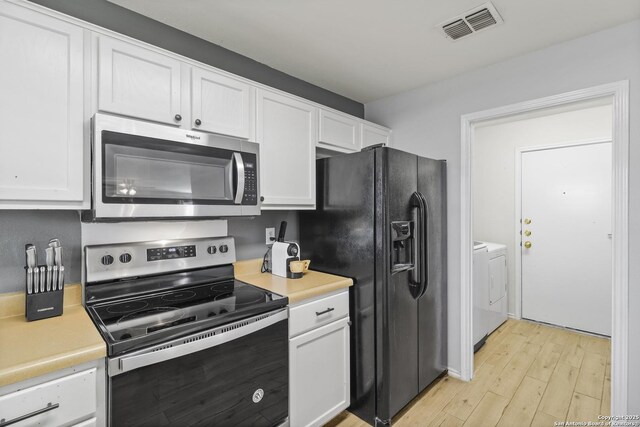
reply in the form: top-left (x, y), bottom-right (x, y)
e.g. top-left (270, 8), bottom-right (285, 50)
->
top-left (89, 114), bottom-right (260, 220)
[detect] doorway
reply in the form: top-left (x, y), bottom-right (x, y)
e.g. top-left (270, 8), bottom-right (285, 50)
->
top-left (459, 81), bottom-right (629, 414)
top-left (519, 141), bottom-right (612, 336)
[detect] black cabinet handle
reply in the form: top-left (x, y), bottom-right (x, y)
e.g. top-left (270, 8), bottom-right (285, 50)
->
top-left (0, 403), bottom-right (59, 426)
top-left (174, 114), bottom-right (182, 122)
top-left (260, 196), bottom-right (264, 202)
top-left (316, 307), bottom-right (335, 316)
top-left (195, 119), bottom-right (202, 126)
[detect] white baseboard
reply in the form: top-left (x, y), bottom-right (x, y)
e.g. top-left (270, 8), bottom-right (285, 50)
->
top-left (447, 368), bottom-right (464, 381)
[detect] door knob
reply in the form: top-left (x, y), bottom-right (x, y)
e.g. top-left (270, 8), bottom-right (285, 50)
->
top-left (524, 230), bottom-right (531, 236)
top-left (524, 241), bottom-right (532, 249)
top-left (195, 119), bottom-right (202, 126)
top-left (524, 218), bottom-right (532, 224)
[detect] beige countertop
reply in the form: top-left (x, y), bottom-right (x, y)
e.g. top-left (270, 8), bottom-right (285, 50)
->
top-left (235, 259), bottom-right (353, 304)
top-left (0, 284), bottom-right (106, 388)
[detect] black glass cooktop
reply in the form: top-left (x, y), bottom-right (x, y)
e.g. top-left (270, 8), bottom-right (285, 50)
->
top-left (86, 278), bottom-right (287, 356)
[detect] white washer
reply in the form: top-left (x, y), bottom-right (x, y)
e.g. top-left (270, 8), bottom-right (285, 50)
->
top-left (484, 242), bottom-right (508, 335)
top-left (472, 242), bottom-right (489, 349)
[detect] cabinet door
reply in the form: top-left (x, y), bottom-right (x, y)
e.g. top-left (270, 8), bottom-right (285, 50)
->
top-left (191, 67), bottom-right (253, 139)
top-left (290, 318), bottom-right (350, 427)
top-left (256, 90), bottom-right (316, 209)
top-left (98, 36), bottom-right (182, 125)
top-left (0, 3), bottom-right (84, 204)
top-left (318, 108), bottom-right (360, 152)
top-left (361, 122), bottom-right (392, 148)
top-left (489, 255), bottom-right (506, 304)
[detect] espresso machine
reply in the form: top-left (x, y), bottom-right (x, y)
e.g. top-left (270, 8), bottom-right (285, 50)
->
top-left (270, 222), bottom-right (302, 279)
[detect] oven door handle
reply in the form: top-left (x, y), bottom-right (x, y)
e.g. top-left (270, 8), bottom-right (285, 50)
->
top-left (233, 152), bottom-right (245, 204)
top-left (112, 308), bottom-right (287, 376)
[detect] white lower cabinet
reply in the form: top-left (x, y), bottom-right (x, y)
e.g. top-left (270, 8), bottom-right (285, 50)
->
top-left (0, 360), bottom-right (105, 427)
top-left (289, 291), bottom-right (350, 427)
top-left (73, 417), bottom-right (97, 427)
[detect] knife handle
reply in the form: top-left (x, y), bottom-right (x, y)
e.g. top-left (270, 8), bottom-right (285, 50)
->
top-left (54, 246), bottom-right (63, 267)
top-left (52, 266), bottom-right (59, 292)
top-left (26, 268), bottom-right (33, 294)
top-left (39, 266), bottom-right (46, 293)
top-left (33, 268), bottom-right (39, 294)
top-left (58, 266), bottom-right (65, 291)
top-left (46, 267), bottom-right (52, 292)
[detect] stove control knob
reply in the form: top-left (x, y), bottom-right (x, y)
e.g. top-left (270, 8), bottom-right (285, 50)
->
top-left (119, 253), bottom-right (132, 263)
top-left (207, 246), bottom-right (217, 255)
top-left (101, 255), bottom-right (114, 266)
top-left (219, 245), bottom-right (229, 254)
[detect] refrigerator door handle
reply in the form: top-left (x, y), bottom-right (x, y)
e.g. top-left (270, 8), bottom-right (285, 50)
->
top-left (417, 191), bottom-right (429, 297)
top-left (410, 192), bottom-right (427, 298)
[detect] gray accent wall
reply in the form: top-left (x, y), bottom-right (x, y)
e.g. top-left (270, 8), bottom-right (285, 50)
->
top-left (228, 211), bottom-right (299, 261)
top-left (0, 211), bottom-right (82, 293)
top-left (27, 0), bottom-right (364, 118)
top-left (0, 210), bottom-right (298, 293)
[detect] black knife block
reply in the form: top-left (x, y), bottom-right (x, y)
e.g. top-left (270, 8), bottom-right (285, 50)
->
top-left (25, 268), bottom-right (64, 322)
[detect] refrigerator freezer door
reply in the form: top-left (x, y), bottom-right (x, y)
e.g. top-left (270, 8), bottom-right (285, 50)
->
top-left (299, 150), bottom-right (377, 422)
top-left (376, 148), bottom-right (419, 421)
top-left (417, 157), bottom-right (448, 392)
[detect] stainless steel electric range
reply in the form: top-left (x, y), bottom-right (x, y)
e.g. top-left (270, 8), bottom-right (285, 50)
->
top-left (84, 237), bottom-right (288, 427)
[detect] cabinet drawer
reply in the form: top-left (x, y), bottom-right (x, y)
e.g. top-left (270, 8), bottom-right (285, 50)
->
top-left (289, 290), bottom-right (349, 337)
top-left (0, 368), bottom-right (97, 427)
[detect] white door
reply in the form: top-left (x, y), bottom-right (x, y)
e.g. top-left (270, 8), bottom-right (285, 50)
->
top-left (0, 2), bottom-right (84, 204)
top-left (521, 142), bottom-right (612, 335)
top-left (256, 89), bottom-right (317, 209)
top-left (98, 36), bottom-right (182, 126)
top-left (191, 67), bottom-right (253, 139)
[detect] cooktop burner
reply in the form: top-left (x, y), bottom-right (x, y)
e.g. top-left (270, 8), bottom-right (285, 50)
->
top-left (161, 290), bottom-right (196, 303)
top-left (106, 300), bottom-right (149, 314)
top-left (86, 277), bottom-right (286, 355)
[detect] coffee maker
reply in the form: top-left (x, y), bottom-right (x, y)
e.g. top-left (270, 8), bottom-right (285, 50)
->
top-left (270, 221), bottom-right (302, 279)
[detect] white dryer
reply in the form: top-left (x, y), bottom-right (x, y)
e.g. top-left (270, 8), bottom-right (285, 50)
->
top-left (472, 242), bottom-right (489, 349)
top-left (484, 242), bottom-right (508, 335)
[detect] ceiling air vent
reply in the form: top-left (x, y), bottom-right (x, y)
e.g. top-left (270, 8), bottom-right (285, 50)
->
top-left (439, 2), bottom-right (503, 41)
top-left (443, 19), bottom-right (473, 40)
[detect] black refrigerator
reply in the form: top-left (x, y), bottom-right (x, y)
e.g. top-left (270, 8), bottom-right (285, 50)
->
top-left (299, 147), bottom-right (447, 426)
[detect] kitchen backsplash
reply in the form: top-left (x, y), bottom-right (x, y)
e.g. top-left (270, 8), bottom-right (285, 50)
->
top-left (0, 210), bottom-right (299, 294)
top-left (0, 211), bottom-right (82, 293)
top-left (229, 210), bottom-right (299, 260)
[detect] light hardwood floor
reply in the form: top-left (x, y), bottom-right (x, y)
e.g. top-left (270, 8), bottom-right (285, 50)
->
top-left (325, 319), bottom-right (610, 427)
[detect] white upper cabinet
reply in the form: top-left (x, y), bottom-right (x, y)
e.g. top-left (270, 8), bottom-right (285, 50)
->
top-left (257, 89), bottom-right (317, 209)
top-left (0, 3), bottom-right (84, 206)
top-left (361, 121), bottom-right (392, 148)
top-left (191, 67), bottom-right (253, 139)
top-left (318, 108), bottom-right (361, 152)
top-left (98, 36), bottom-right (182, 126)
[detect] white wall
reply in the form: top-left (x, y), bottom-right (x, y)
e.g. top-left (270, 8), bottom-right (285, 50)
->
top-left (473, 100), bottom-right (613, 315)
top-left (365, 19), bottom-right (640, 410)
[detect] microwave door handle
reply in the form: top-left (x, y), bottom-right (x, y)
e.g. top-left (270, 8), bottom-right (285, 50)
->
top-left (233, 153), bottom-right (245, 204)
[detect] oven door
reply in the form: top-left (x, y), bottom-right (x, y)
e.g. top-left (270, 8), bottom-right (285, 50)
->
top-left (108, 309), bottom-right (288, 427)
top-left (92, 113), bottom-right (260, 219)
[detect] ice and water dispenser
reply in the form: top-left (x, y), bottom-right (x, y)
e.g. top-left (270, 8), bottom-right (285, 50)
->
top-left (390, 221), bottom-right (415, 273)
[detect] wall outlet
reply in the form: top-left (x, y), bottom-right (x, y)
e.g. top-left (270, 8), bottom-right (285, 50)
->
top-left (265, 227), bottom-right (276, 245)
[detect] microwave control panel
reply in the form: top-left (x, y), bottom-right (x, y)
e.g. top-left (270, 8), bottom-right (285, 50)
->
top-left (242, 156), bottom-right (258, 205)
top-left (147, 245), bottom-right (196, 262)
